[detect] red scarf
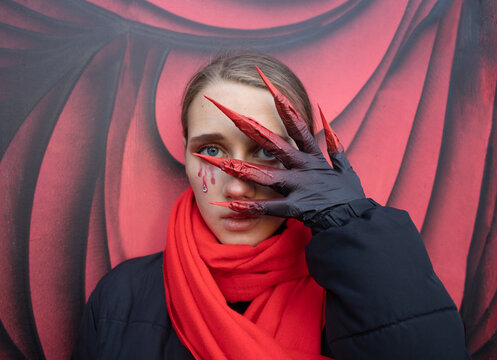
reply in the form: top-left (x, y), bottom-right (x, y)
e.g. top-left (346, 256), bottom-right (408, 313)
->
top-left (163, 188), bottom-right (330, 359)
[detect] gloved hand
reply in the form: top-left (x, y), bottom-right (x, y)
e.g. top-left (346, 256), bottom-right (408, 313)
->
top-left (195, 66), bottom-right (366, 231)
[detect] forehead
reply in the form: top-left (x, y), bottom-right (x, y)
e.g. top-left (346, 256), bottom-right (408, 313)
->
top-left (186, 80), bottom-right (289, 140)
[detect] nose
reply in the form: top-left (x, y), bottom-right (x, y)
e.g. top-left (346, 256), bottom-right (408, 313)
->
top-left (222, 174), bottom-right (256, 200)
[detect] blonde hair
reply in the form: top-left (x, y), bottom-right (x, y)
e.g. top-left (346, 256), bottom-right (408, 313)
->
top-left (181, 52), bottom-right (314, 138)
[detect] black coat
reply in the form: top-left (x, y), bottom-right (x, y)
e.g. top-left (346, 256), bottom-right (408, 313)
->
top-left (73, 199), bottom-right (471, 359)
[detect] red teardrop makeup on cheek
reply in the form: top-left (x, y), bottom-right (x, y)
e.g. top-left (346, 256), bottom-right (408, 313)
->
top-left (198, 165), bottom-right (208, 193)
top-left (209, 167), bottom-right (216, 185)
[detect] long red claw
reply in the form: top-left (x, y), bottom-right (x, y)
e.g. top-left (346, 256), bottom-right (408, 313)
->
top-left (318, 104), bottom-right (342, 155)
top-left (204, 95), bottom-right (289, 155)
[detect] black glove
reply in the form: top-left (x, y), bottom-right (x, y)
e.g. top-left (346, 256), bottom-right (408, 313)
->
top-left (196, 67), bottom-right (366, 232)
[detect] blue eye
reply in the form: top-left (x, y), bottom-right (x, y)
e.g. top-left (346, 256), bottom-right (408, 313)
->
top-left (200, 146), bottom-right (221, 157)
top-left (257, 148), bottom-right (275, 160)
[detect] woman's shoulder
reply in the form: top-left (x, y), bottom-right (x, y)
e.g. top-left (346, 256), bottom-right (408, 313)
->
top-left (88, 252), bottom-right (168, 325)
top-left (97, 252), bottom-right (164, 289)
top-left (74, 253), bottom-right (183, 358)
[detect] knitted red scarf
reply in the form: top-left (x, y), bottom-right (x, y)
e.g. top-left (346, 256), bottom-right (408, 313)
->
top-left (163, 188), bottom-right (329, 360)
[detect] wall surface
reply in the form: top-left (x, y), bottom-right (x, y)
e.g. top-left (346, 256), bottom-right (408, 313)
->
top-left (0, 0), bottom-right (496, 358)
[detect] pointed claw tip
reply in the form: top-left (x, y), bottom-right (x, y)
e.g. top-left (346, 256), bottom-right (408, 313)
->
top-left (317, 103), bottom-right (323, 115)
top-left (319, 106), bottom-right (334, 137)
top-left (192, 152), bottom-right (225, 167)
top-left (317, 104), bottom-right (328, 125)
top-left (192, 152), bottom-right (211, 161)
top-left (192, 152), bottom-right (209, 159)
top-left (204, 95), bottom-right (243, 120)
top-left (256, 65), bottom-right (280, 98)
top-left (204, 95), bottom-right (224, 109)
top-left (318, 105), bottom-right (342, 155)
top-left (209, 201), bottom-right (231, 208)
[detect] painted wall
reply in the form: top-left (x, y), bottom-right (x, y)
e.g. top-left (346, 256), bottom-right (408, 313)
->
top-left (0, 0), bottom-right (496, 358)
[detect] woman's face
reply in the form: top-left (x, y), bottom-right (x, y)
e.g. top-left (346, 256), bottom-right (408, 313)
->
top-left (184, 80), bottom-right (296, 246)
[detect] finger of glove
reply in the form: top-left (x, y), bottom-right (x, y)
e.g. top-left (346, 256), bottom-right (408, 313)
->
top-left (205, 95), bottom-right (301, 168)
top-left (318, 105), bottom-right (343, 159)
top-left (193, 153), bottom-right (291, 192)
top-left (330, 151), bottom-right (353, 173)
top-left (256, 66), bottom-right (320, 154)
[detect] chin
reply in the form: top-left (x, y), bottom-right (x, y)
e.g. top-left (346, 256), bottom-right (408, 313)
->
top-left (216, 231), bottom-right (267, 246)
top-left (214, 217), bottom-right (285, 246)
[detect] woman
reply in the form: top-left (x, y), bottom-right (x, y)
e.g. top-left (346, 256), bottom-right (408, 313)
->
top-left (73, 52), bottom-right (470, 359)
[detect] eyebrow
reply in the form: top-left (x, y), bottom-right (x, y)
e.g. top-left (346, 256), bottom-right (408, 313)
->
top-left (188, 133), bottom-right (225, 144)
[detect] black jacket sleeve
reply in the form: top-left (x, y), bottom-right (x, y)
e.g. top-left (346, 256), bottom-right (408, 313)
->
top-left (72, 287), bottom-right (99, 359)
top-left (306, 199), bottom-right (471, 359)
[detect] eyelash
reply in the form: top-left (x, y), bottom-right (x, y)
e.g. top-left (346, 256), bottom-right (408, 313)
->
top-left (197, 144), bottom-right (225, 157)
top-left (256, 148), bottom-right (276, 160)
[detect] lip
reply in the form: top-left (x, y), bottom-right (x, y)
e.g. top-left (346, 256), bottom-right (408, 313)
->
top-left (222, 213), bottom-right (259, 219)
top-left (221, 214), bottom-right (260, 232)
